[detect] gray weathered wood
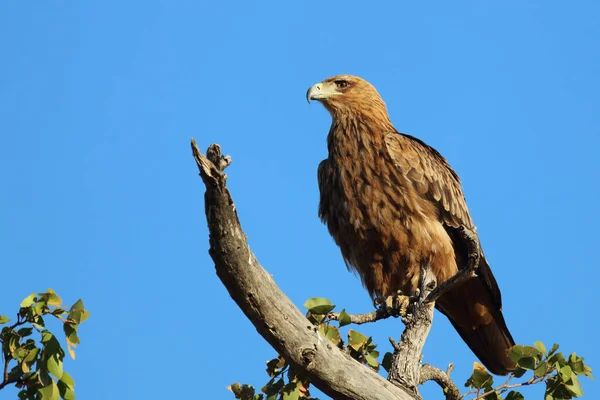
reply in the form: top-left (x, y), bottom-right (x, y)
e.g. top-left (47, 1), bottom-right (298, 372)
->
top-left (388, 268), bottom-right (436, 396)
top-left (192, 140), bottom-right (419, 400)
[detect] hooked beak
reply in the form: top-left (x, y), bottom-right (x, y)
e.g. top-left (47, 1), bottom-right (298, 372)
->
top-left (306, 83), bottom-right (322, 103)
top-left (306, 81), bottom-right (341, 104)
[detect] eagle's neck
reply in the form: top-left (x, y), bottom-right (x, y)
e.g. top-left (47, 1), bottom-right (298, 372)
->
top-left (327, 112), bottom-right (394, 160)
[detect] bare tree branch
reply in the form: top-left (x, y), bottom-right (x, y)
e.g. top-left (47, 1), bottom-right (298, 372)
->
top-left (419, 364), bottom-right (461, 400)
top-left (387, 267), bottom-right (437, 396)
top-left (329, 307), bottom-right (392, 325)
top-left (191, 140), bottom-right (418, 400)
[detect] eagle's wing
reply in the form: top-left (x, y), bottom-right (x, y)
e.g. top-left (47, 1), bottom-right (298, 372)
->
top-left (383, 132), bottom-right (502, 308)
top-left (384, 132), bottom-right (472, 229)
top-left (384, 132), bottom-right (515, 375)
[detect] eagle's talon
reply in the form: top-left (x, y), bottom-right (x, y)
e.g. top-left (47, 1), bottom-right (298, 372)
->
top-left (377, 293), bottom-right (410, 317)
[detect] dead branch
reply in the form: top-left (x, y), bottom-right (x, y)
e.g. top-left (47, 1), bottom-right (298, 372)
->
top-left (419, 365), bottom-right (461, 400)
top-left (191, 140), bottom-right (418, 400)
top-left (387, 267), bottom-right (437, 396)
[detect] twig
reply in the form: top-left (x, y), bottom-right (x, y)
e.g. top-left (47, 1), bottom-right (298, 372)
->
top-left (0, 357), bottom-right (9, 390)
top-left (473, 374), bottom-right (546, 399)
top-left (419, 364), bottom-right (461, 400)
top-left (329, 308), bottom-right (392, 325)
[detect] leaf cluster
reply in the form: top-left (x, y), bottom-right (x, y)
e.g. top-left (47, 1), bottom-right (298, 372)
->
top-left (0, 290), bottom-right (90, 400)
top-left (228, 354), bottom-right (312, 400)
top-left (305, 298), bottom-right (382, 370)
top-left (228, 297), bottom-right (386, 399)
top-left (464, 341), bottom-right (593, 399)
top-left (230, 297), bottom-right (594, 400)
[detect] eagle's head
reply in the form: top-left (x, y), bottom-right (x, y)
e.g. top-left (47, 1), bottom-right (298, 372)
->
top-left (306, 74), bottom-right (391, 126)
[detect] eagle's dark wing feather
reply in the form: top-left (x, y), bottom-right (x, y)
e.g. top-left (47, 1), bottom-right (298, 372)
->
top-left (384, 132), bottom-right (514, 375)
top-left (384, 132), bottom-right (502, 308)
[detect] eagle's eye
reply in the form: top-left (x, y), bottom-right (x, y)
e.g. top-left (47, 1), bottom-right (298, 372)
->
top-left (334, 80), bottom-right (349, 89)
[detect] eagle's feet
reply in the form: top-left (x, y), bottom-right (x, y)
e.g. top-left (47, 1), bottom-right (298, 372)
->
top-left (375, 291), bottom-right (410, 318)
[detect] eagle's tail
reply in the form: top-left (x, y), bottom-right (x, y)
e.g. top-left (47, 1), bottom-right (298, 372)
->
top-left (436, 263), bottom-right (515, 375)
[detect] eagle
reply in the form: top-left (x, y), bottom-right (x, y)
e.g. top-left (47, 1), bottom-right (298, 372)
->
top-left (307, 75), bottom-right (515, 375)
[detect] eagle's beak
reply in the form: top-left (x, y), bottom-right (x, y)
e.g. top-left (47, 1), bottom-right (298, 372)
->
top-left (306, 83), bottom-right (322, 104)
top-left (306, 82), bottom-right (340, 104)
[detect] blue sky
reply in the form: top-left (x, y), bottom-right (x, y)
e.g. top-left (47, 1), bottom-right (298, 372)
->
top-left (0, 1), bottom-right (598, 399)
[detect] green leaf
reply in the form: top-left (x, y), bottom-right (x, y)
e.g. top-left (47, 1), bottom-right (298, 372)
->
top-left (485, 392), bottom-right (502, 400)
top-left (548, 343), bottom-right (560, 356)
top-left (63, 323), bottom-right (80, 345)
top-left (44, 289), bottom-right (62, 307)
top-left (51, 309), bottom-right (67, 317)
top-left (381, 352), bottom-right (392, 373)
top-left (517, 356), bottom-right (536, 370)
top-left (47, 354), bottom-right (63, 379)
top-left (265, 356), bottom-right (286, 378)
top-left (57, 380), bottom-right (75, 400)
top-left (465, 365), bottom-right (494, 390)
top-left (17, 327), bottom-right (33, 338)
top-left (320, 325), bottom-right (341, 345)
top-left (228, 382), bottom-right (241, 396)
top-left (570, 359), bottom-right (586, 375)
top-left (261, 378), bottom-right (284, 396)
top-left (549, 352), bottom-right (567, 368)
top-left (309, 305), bottom-right (335, 315)
top-left (22, 347), bottom-right (40, 373)
top-left (347, 330), bottom-right (368, 351)
top-left (282, 382), bottom-right (299, 400)
top-left (0, 315), bottom-right (10, 324)
top-left (34, 301), bottom-right (46, 316)
top-left (304, 297), bottom-right (332, 312)
top-left (41, 331), bottom-right (63, 356)
top-left (365, 352), bottom-right (379, 369)
top-left (306, 312), bottom-right (324, 325)
top-left (546, 376), bottom-right (573, 399)
top-left (228, 382), bottom-right (257, 399)
top-left (38, 382), bottom-right (60, 400)
top-left (505, 391), bottom-right (525, 400)
top-left (508, 345), bottom-right (542, 363)
top-left (535, 341), bottom-right (547, 355)
top-left (535, 361), bottom-right (548, 378)
top-left (20, 293), bottom-right (37, 308)
top-left (338, 309), bottom-right (351, 327)
top-left (512, 367), bottom-right (527, 378)
top-left (23, 347), bottom-right (39, 363)
top-left (558, 365), bottom-right (573, 382)
top-left (59, 372), bottom-right (75, 388)
top-left (68, 299), bottom-right (89, 324)
top-left (32, 316), bottom-right (46, 330)
top-left (565, 373), bottom-right (584, 397)
top-left (9, 335), bottom-right (20, 352)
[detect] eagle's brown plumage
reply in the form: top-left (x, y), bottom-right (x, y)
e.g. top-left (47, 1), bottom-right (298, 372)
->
top-left (308, 75), bottom-right (515, 375)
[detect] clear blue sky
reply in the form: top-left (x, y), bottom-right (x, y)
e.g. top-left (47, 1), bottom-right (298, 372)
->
top-left (1, 1), bottom-right (598, 399)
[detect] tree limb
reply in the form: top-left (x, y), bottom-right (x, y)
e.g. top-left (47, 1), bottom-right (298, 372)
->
top-left (329, 308), bottom-right (392, 325)
top-left (419, 364), bottom-right (461, 400)
top-left (387, 267), bottom-right (437, 396)
top-left (191, 140), bottom-right (418, 400)
top-left (385, 264), bottom-right (465, 400)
